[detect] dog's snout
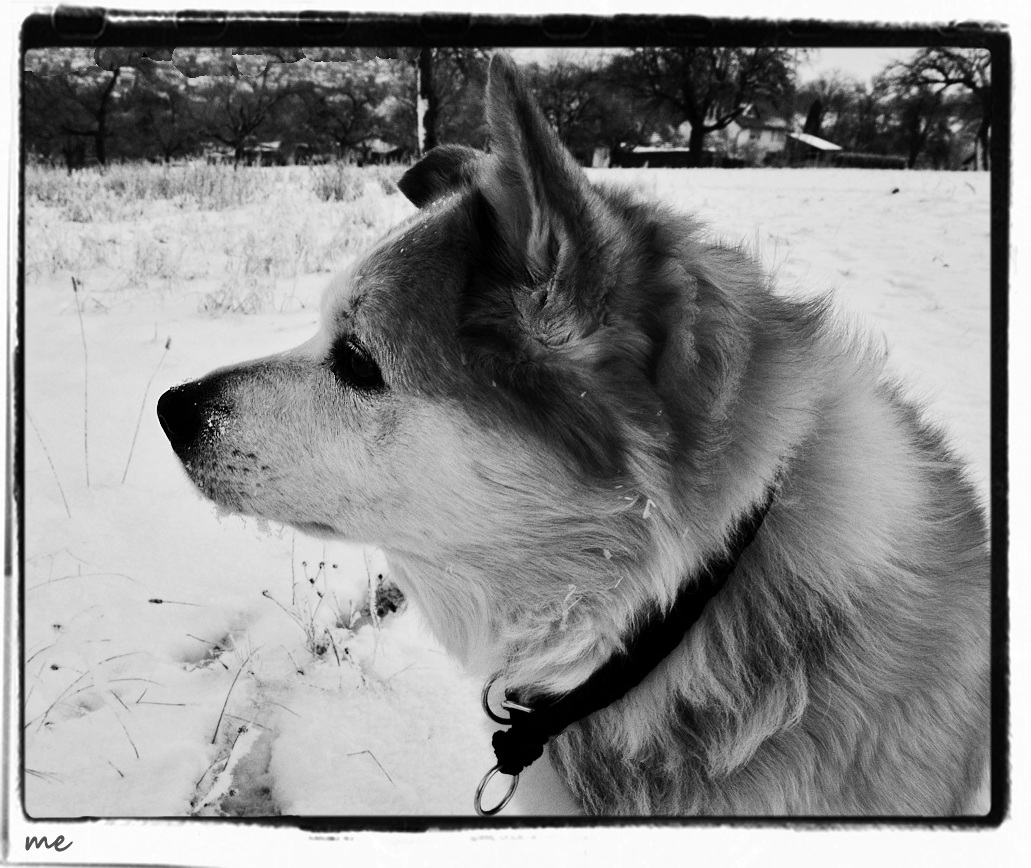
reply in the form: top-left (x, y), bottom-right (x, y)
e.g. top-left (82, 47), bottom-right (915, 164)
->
top-left (157, 383), bottom-right (207, 452)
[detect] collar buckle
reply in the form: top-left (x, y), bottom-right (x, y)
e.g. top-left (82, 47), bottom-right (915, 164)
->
top-left (477, 674), bottom-right (529, 815)
top-left (481, 674), bottom-right (533, 722)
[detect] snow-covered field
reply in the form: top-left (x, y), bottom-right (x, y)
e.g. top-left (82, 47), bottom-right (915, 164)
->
top-left (18, 163), bottom-right (990, 821)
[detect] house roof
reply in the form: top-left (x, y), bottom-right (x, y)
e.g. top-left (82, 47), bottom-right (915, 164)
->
top-left (630, 146), bottom-right (693, 154)
top-left (788, 132), bottom-right (843, 151)
top-left (365, 138), bottom-right (399, 153)
top-left (734, 115), bottom-right (788, 131)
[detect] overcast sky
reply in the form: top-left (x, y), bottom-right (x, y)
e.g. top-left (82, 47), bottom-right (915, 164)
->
top-left (511, 46), bottom-right (919, 86)
top-left (798, 47), bottom-right (917, 84)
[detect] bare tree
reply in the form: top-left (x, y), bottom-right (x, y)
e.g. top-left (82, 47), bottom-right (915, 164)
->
top-left (522, 56), bottom-right (653, 164)
top-left (291, 62), bottom-right (391, 158)
top-left (432, 48), bottom-right (491, 148)
top-left (126, 64), bottom-right (201, 162)
top-left (303, 48), bottom-right (480, 156)
top-left (889, 73), bottom-right (946, 168)
top-left (182, 49), bottom-right (299, 163)
top-left (613, 47), bottom-right (801, 166)
top-left (840, 78), bottom-right (894, 154)
top-left (24, 47), bottom-right (163, 166)
top-left (889, 48), bottom-right (991, 169)
top-left (797, 72), bottom-right (857, 141)
top-left (530, 60), bottom-right (595, 137)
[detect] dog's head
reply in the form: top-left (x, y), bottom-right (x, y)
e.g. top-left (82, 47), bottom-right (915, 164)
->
top-left (158, 55), bottom-right (733, 666)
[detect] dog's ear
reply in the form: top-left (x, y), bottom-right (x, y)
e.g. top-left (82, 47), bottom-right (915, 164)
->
top-left (462, 55), bottom-right (680, 476)
top-left (472, 53), bottom-right (611, 353)
top-left (480, 53), bottom-right (593, 281)
top-left (397, 144), bottom-right (483, 208)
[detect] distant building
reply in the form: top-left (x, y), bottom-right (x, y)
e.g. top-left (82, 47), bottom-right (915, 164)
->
top-left (358, 138), bottom-right (412, 166)
top-left (593, 144), bottom-right (747, 169)
top-left (611, 146), bottom-right (697, 168)
top-left (203, 145), bottom-right (234, 165)
top-left (243, 141), bottom-right (287, 166)
top-left (204, 141), bottom-right (288, 166)
top-left (827, 152), bottom-right (909, 170)
top-left (292, 143), bottom-right (323, 165)
top-left (785, 131), bottom-right (843, 164)
top-left (724, 110), bottom-right (790, 163)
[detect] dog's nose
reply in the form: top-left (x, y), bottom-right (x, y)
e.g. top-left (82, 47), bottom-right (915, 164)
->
top-left (157, 383), bottom-right (205, 452)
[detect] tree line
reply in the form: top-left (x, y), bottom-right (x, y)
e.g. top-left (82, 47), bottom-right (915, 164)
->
top-left (23, 46), bottom-right (991, 171)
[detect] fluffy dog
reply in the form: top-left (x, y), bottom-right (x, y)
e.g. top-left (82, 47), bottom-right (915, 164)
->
top-left (158, 54), bottom-right (990, 815)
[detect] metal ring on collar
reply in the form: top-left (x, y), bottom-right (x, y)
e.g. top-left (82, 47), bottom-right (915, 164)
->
top-left (474, 764), bottom-right (519, 817)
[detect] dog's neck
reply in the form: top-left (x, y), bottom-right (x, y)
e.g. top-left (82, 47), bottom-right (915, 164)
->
top-left (484, 480), bottom-right (781, 779)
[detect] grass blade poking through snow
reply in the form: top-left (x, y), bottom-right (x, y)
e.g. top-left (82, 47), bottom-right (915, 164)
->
top-left (346, 750), bottom-right (395, 787)
top-left (121, 337), bottom-right (172, 484)
top-left (27, 412), bottom-right (71, 518)
top-left (212, 648), bottom-right (258, 744)
top-left (71, 276), bottom-right (89, 488)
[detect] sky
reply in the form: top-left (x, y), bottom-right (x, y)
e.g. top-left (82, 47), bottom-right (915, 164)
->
top-left (511, 46), bottom-right (919, 87)
top-left (797, 47), bottom-right (918, 84)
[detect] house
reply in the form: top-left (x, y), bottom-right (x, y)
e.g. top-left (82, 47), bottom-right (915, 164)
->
top-left (286, 143), bottom-right (335, 165)
top-left (358, 138), bottom-right (412, 166)
top-left (242, 141), bottom-right (287, 166)
top-left (203, 145), bottom-right (234, 165)
top-left (720, 103), bottom-right (791, 164)
top-left (203, 141), bottom-right (289, 166)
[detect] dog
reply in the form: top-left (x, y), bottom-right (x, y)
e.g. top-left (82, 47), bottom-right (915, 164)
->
top-left (158, 53), bottom-right (990, 816)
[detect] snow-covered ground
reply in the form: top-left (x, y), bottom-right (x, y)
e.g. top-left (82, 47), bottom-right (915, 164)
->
top-left (18, 165), bottom-right (990, 820)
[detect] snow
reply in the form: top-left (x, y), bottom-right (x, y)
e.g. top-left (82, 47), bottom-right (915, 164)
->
top-left (612, 168), bottom-right (990, 493)
top-left (17, 165), bottom-right (990, 825)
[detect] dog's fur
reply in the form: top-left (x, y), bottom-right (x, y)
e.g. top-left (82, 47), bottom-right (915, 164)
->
top-left (158, 54), bottom-right (990, 815)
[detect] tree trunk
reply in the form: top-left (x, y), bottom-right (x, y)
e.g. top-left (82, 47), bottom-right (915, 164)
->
top-left (94, 68), bottom-right (121, 166)
top-left (905, 115), bottom-right (927, 169)
top-left (417, 48), bottom-right (438, 156)
top-left (95, 105), bottom-right (108, 165)
top-left (63, 136), bottom-right (85, 173)
top-left (977, 89), bottom-right (991, 170)
top-left (687, 122), bottom-right (706, 168)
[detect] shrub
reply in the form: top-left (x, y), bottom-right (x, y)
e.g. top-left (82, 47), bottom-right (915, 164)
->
top-left (311, 163), bottom-right (365, 203)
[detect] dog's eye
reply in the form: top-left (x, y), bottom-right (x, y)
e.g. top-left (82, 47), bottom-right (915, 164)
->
top-left (329, 337), bottom-right (385, 393)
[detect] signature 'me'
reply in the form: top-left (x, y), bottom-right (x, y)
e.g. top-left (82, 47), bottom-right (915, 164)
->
top-left (25, 834), bottom-right (72, 852)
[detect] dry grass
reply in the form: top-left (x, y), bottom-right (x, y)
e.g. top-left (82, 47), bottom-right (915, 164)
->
top-left (24, 160), bottom-right (410, 314)
top-left (26, 161), bottom-right (268, 217)
top-left (311, 162), bottom-right (367, 203)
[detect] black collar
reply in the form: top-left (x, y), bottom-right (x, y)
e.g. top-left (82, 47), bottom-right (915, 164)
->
top-left (477, 482), bottom-right (779, 811)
